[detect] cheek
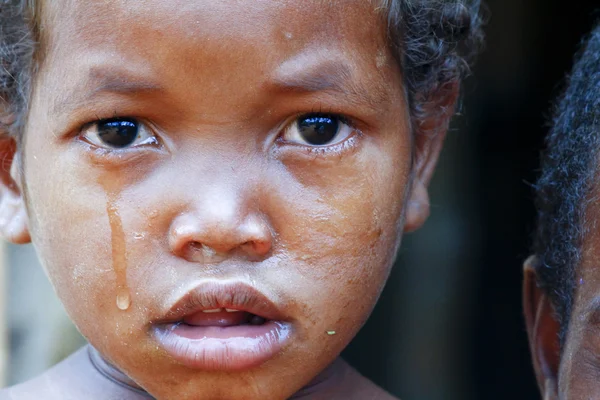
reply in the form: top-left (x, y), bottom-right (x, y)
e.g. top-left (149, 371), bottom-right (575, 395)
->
top-left (267, 134), bottom-right (410, 337)
top-left (558, 316), bottom-right (600, 398)
top-left (22, 146), bottom-right (141, 345)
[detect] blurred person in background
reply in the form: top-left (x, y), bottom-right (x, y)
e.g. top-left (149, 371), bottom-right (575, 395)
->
top-left (525, 23), bottom-right (600, 400)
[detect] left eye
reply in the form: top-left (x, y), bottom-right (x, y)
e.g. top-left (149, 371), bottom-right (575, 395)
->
top-left (81, 118), bottom-right (158, 149)
top-left (282, 114), bottom-right (354, 146)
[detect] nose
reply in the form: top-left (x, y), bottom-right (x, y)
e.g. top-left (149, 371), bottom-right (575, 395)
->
top-left (168, 193), bottom-right (273, 263)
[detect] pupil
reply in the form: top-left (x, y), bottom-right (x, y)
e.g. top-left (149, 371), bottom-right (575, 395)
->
top-left (97, 119), bottom-right (139, 148)
top-left (298, 115), bottom-right (339, 145)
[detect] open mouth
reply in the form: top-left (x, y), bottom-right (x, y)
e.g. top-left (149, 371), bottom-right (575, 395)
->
top-left (152, 282), bottom-right (292, 371)
top-left (182, 308), bottom-right (268, 329)
top-left (169, 307), bottom-right (278, 342)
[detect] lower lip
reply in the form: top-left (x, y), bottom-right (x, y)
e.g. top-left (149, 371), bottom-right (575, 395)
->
top-left (153, 320), bottom-right (291, 371)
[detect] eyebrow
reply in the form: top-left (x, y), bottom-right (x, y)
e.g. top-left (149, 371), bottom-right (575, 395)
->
top-left (271, 60), bottom-right (353, 93)
top-left (52, 67), bottom-right (164, 116)
top-left (268, 57), bottom-right (390, 109)
top-left (53, 57), bottom-right (390, 118)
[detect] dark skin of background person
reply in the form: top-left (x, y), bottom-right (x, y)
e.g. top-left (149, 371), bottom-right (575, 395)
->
top-left (525, 24), bottom-right (600, 400)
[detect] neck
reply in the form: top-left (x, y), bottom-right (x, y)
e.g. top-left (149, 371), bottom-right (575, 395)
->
top-left (290, 359), bottom-right (347, 398)
top-left (88, 346), bottom-right (347, 399)
top-left (88, 346), bottom-right (153, 398)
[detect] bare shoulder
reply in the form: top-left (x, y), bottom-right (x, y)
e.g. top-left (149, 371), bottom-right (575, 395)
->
top-left (0, 346), bottom-right (145, 400)
top-left (0, 372), bottom-right (64, 400)
top-left (0, 347), bottom-right (96, 399)
top-left (0, 347), bottom-right (95, 400)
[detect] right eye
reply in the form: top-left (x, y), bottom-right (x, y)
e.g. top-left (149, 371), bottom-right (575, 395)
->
top-left (281, 113), bottom-right (355, 147)
top-left (81, 118), bottom-right (158, 149)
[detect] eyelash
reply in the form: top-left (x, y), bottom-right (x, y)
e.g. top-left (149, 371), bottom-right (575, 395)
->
top-left (78, 110), bottom-right (361, 157)
top-left (276, 111), bottom-right (361, 156)
top-left (76, 115), bottom-right (162, 163)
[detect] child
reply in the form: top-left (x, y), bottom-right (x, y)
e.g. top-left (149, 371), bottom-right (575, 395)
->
top-left (0, 0), bottom-right (481, 399)
top-left (525, 24), bottom-right (600, 400)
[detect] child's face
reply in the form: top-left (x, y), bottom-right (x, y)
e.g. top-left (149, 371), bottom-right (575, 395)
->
top-left (15, 1), bottom-right (436, 398)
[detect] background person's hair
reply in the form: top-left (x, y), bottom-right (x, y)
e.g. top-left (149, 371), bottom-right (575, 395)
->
top-left (0, 0), bottom-right (483, 140)
top-left (533, 24), bottom-right (600, 342)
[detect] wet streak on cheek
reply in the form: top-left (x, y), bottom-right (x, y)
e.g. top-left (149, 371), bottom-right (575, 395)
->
top-left (100, 176), bottom-right (131, 311)
top-left (106, 197), bottom-right (131, 311)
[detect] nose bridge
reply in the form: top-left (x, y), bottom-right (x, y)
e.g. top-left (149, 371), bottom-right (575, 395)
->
top-left (185, 148), bottom-right (255, 227)
top-left (168, 157), bottom-right (272, 261)
top-left (199, 184), bottom-right (244, 233)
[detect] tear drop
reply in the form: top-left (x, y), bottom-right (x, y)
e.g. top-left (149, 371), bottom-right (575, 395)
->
top-left (117, 291), bottom-right (131, 311)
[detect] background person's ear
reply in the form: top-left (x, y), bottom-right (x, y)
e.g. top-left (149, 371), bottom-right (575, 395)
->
top-left (404, 83), bottom-right (459, 233)
top-left (0, 136), bottom-right (30, 244)
top-left (523, 256), bottom-right (560, 399)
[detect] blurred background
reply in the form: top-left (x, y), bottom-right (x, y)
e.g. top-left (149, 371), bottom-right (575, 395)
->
top-left (2, 1), bottom-right (600, 399)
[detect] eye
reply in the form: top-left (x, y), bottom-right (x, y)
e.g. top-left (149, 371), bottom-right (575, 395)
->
top-left (81, 118), bottom-right (158, 149)
top-left (282, 113), bottom-right (354, 146)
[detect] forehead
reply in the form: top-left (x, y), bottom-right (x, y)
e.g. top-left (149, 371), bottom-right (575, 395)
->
top-left (42, 0), bottom-right (387, 61)
top-left (34, 0), bottom-right (399, 128)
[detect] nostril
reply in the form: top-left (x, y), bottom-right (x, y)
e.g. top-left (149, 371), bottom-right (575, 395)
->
top-left (168, 212), bottom-right (273, 262)
top-left (188, 242), bottom-right (215, 256)
top-left (185, 242), bottom-right (227, 263)
top-left (189, 241), bottom-right (203, 251)
top-left (241, 239), bottom-right (272, 257)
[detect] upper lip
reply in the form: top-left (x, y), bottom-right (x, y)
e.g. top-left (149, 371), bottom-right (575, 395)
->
top-left (156, 281), bottom-right (288, 324)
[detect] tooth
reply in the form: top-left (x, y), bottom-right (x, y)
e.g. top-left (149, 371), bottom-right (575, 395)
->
top-left (202, 308), bottom-right (222, 313)
top-left (225, 309), bottom-right (240, 313)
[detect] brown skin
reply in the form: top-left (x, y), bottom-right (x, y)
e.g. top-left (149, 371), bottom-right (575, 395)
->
top-left (524, 197), bottom-right (600, 400)
top-left (523, 257), bottom-right (561, 400)
top-left (0, 1), bottom-right (455, 399)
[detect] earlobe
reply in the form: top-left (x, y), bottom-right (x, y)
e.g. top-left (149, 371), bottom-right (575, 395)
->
top-left (0, 137), bottom-right (30, 244)
top-left (523, 256), bottom-right (561, 398)
top-left (403, 178), bottom-right (430, 233)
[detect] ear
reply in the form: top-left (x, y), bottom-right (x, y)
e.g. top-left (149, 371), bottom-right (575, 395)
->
top-left (404, 83), bottom-right (459, 233)
top-left (523, 255), bottom-right (561, 400)
top-left (0, 136), bottom-right (30, 244)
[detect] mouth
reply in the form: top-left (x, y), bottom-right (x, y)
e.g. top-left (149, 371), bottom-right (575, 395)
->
top-left (152, 281), bottom-right (292, 371)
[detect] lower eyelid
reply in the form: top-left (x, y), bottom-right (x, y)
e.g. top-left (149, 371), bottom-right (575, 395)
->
top-left (79, 140), bottom-right (165, 166)
top-left (275, 130), bottom-right (362, 158)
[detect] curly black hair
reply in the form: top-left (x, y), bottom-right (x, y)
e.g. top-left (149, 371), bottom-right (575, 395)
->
top-left (532, 24), bottom-right (600, 343)
top-left (0, 0), bottom-right (483, 140)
